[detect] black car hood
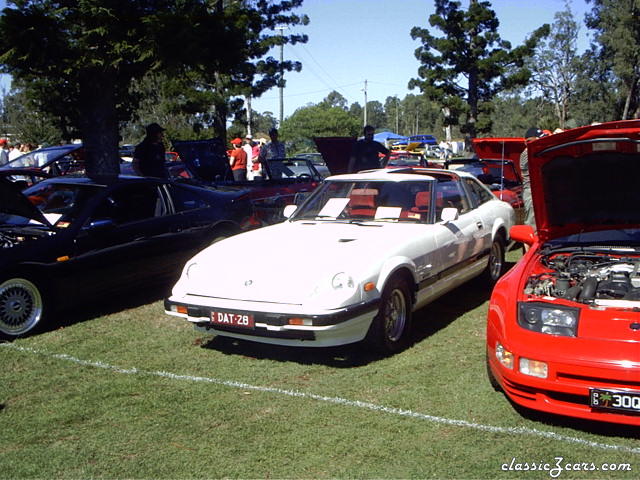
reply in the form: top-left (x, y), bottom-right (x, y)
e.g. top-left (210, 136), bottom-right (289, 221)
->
top-left (0, 177), bottom-right (52, 226)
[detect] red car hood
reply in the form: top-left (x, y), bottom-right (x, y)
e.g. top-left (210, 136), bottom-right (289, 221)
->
top-left (472, 137), bottom-right (525, 175)
top-left (527, 120), bottom-right (640, 242)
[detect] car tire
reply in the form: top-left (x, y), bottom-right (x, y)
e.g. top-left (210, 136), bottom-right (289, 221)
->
top-left (366, 276), bottom-right (413, 355)
top-left (483, 233), bottom-right (505, 286)
top-left (0, 277), bottom-right (47, 338)
top-left (486, 353), bottom-right (501, 392)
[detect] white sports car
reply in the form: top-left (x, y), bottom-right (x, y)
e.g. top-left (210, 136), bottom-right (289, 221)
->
top-left (165, 167), bottom-right (515, 353)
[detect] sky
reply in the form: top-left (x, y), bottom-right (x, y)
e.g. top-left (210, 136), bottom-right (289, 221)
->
top-left (0, 0), bottom-right (594, 120)
top-left (251, 0), bottom-right (594, 119)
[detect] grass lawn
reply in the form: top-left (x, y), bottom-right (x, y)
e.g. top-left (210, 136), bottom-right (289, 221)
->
top-left (1, 249), bottom-right (639, 479)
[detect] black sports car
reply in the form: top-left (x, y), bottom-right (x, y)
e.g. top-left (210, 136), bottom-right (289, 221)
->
top-left (0, 175), bottom-right (253, 338)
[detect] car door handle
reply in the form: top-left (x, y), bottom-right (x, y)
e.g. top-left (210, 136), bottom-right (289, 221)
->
top-left (476, 221), bottom-right (483, 229)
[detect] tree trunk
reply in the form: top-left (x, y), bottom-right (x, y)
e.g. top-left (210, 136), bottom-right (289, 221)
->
top-left (467, 69), bottom-right (478, 139)
top-left (78, 73), bottom-right (121, 179)
top-left (622, 75), bottom-right (638, 121)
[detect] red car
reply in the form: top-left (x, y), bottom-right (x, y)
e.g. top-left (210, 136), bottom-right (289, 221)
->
top-left (486, 120), bottom-right (640, 426)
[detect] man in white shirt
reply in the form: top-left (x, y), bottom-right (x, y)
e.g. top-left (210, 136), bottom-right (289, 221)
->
top-left (242, 135), bottom-right (254, 180)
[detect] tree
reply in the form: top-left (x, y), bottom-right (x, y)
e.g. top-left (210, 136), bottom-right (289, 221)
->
top-left (279, 103), bottom-right (360, 153)
top-left (410, 0), bottom-right (548, 138)
top-left (0, 0), bottom-right (308, 177)
top-left (586, 0), bottom-right (640, 119)
top-left (321, 91), bottom-right (349, 110)
top-left (527, 1), bottom-right (580, 129)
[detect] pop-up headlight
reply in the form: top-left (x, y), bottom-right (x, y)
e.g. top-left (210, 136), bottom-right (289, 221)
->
top-left (518, 302), bottom-right (579, 337)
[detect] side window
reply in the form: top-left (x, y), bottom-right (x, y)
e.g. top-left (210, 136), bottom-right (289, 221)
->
top-left (435, 179), bottom-right (470, 217)
top-left (167, 184), bottom-right (209, 212)
top-left (92, 184), bottom-right (164, 224)
top-left (464, 177), bottom-right (494, 206)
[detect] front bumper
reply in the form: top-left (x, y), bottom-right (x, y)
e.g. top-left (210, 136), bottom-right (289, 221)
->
top-left (165, 296), bottom-right (380, 347)
top-left (486, 335), bottom-right (640, 426)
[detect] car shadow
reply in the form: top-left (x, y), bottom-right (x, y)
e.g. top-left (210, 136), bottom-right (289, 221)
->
top-left (43, 284), bottom-right (170, 336)
top-left (201, 335), bottom-right (387, 368)
top-left (508, 401), bottom-right (640, 440)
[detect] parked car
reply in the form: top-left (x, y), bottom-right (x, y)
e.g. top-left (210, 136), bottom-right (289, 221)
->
top-left (171, 140), bottom-right (325, 225)
top-left (1, 144), bottom-right (86, 177)
top-left (445, 158), bottom-right (524, 222)
top-left (0, 175), bottom-right (253, 338)
top-left (295, 152), bottom-right (331, 178)
top-left (486, 120), bottom-right (640, 426)
top-left (0, 168), bottom-right (51, 189)
top-left (165, 167), bottom-right (514, 354)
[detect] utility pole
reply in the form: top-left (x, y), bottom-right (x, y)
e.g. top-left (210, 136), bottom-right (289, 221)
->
top-left (245, 95), bottom-right (252, 136)
top-left (363, 79), bottom-right (368, 126)
top-left (276, 26), bottom-right (287, 126)
top-left (395, 96), bottom-right (399, 133)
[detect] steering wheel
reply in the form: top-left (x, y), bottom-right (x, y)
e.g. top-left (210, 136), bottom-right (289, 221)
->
top-left (297, 173), bottom-right (312, 180)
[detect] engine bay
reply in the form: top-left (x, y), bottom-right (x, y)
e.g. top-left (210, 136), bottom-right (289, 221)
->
top-left (0, 229), bottom-right (51, 249)
top-left (525, 251), bottom-right (640, 308)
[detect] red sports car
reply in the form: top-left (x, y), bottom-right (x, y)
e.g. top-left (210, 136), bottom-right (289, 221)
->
top-left (486, 120), bottom-right (640, 426)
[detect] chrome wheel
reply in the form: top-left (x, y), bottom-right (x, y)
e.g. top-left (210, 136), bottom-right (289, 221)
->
top-left (488, 240), bottom-right (504, 280)
top-left (0, 278), bottom-right (44, 336)
top-left (367, 276), bottom-right (412, 354)
top-left (382, 287), bottom-right (407, 343)
top-left (483, 235), bottom-right (505, 286)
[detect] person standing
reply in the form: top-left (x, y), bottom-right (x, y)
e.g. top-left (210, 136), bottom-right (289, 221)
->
top-left (229, 137), bottom-right (247, 181)
top-left (132, 122), bottom-right (168, 178)
top-left (258, 128), bottom-right (285, 161)
top-left (348, 125), bottom-right (390, 173)
top-left (0, 139), bottom-right (9, 166)
top-left (519, 127), bottom-right (547, 231)
top-left (242, 135), bottom-right (254, 179)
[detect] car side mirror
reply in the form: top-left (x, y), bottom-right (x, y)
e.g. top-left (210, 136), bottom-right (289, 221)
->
top-left (283, 205), bottom-right (297, 218)
top-left (510, 224), bottom-right (537, 246)
top-left (440, 207), bottom-right (459, 222)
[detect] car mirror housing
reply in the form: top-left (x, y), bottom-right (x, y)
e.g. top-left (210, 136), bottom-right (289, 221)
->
top-left (510, 224), bottom-right (537, 245)
top-left (440, 207), bottom-right (458, 222)
top-left (283, 204), bottom-right (297, 218)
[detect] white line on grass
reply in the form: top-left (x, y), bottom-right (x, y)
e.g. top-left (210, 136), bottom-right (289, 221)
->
top-left (2, 342), bottom-right (639, 455)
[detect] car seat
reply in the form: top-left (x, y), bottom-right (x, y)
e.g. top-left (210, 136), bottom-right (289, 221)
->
top-left (348, 188), bottom-right (378, 218)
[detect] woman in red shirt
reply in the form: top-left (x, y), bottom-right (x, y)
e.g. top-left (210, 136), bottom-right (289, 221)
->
top-left (229, 138), bottom-right (247, 181)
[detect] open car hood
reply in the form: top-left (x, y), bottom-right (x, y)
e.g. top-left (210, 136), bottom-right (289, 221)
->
top-left (527, 120), bottom-right (640, 242)
top-left (472, 137), bottom-right (525, 175)
top-left (313, 136), bottom-right (356, 175)
top-left (0, 177), bottom-right (52, 226)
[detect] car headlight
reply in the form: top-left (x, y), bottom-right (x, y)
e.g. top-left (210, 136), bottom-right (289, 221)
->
top-left (518, 302), bottom-right (579, 336)
top-left (332, 272), bottom-right (355, 291)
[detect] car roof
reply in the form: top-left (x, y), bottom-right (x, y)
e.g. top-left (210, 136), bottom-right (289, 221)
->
top-left (324, 167), bottom-right (470, 182)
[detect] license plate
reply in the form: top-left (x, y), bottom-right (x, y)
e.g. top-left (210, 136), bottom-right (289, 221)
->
top-left (210, 311), bottom-right (254, 329)
top-left (590, 388), bottom-right (640, 414)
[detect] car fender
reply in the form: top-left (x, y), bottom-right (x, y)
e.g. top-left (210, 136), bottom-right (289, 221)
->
top-left (376, 256), bottom-right (418, 297)
top-left (490, 209), bottom-right (511, 241)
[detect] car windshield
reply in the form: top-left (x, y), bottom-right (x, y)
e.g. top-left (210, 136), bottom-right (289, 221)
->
top-left (7, 182), bottom-right (101, 227)
top-left (454, 162), bottom-right (520, 188)
top-left (291, 179), bottom-right (434, 223)
top-left (265, 159), bottom-right (316, 180)
top-left (544, 229), bottom-right (640, 249)
top-left (5, 145), bottom-right (81, 169)
top-left (388, 154), bottom-right (422, 166)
